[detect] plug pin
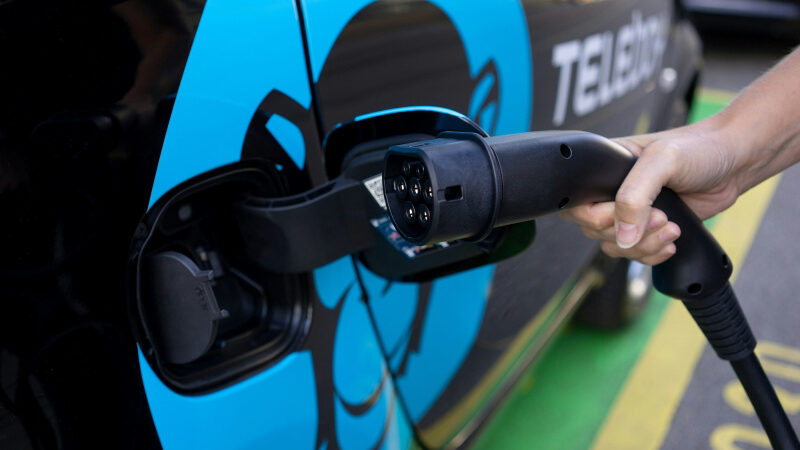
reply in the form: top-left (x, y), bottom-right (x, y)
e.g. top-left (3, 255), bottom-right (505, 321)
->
top-left (423, 180), bottom-right (433, 204)
top-left (415, 163), bottom-right (426, 179)
top-left (409, 177), bottom-right (422, 201)
top-left (403, 202), bottom-right (417, 223)
top-left (418, 204), bottom-right (431, 226)
top-left (394, 176), bottom-right (408, 199)
top-left (402, 161), bottom-right (412, 177)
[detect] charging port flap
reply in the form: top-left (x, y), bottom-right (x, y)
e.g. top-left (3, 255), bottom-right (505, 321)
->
top-left (141, 251), bottom-right (222, 365)
top-left (129, 162), bottom-right (312, 393)
top-left (234, 176), bottom-right (376, 273)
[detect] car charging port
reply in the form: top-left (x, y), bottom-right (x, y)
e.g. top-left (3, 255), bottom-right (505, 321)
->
top-left (129, 162), bottom-right (312, 393)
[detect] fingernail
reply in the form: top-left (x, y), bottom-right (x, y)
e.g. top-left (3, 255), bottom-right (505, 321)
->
top-left (660, 224), bottom-right (681, 244)
top-left (660, 243), bottom-right (677, 258)
top-left (647, 212), bottom-right (666, 231)
top-left (616, 222), bottom-right (638, 249)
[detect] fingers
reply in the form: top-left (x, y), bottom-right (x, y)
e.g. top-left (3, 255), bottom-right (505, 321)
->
top-left (600, 221), bottom-right (681, 263)
top-left (560, 203), bottom-right (667, 238)
top-left (604, 242), bottom-right (677, 266)
top-left (578, 208), bottom-right (668, 241)
top-left (613, 142), bottom-right (680, 249)
top-left (561, 202), bottom-right (680, 265)
top-left (558, 202), bottom-right (615, 231)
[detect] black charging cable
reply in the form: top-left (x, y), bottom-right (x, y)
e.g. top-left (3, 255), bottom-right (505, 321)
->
top-left (654, 187), bottom-right (799, 449)
top-left (382, 130), bottom-right (800, 449)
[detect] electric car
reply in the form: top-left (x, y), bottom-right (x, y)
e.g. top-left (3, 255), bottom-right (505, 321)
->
top-left (0, 0), bottom-right (701, 448)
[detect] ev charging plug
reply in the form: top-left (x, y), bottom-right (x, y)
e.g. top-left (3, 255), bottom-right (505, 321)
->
top-left (383, 130), bottom-right (800, 449)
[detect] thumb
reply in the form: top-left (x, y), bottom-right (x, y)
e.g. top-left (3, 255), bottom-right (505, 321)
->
top-left (614, 143), bottom-right (677, 248)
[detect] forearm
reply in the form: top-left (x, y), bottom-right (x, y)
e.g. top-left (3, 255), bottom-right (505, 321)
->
top-left (712, 46), bottom-right (800, 192)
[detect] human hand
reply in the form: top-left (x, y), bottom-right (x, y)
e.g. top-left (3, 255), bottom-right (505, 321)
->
top-left (558, 120), bottom-right (744, 265)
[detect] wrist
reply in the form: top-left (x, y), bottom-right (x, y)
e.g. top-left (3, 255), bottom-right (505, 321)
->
top-left (699, 108), bottom-right (762, 195)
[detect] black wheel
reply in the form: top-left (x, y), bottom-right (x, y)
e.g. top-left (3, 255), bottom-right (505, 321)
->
top-left (574, 256), bottom-right (652, 329)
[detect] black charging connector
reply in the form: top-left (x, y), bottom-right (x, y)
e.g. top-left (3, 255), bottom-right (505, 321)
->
top-left (384, 131), bottom-right (636, 243)
top-left (383, 130), bottom-right (800, 449)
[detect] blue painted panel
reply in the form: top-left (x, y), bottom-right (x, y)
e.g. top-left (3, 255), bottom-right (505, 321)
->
top-left (334, 389), bottom-right (391, 450)
top-left (361, 265), bottom-right (494, 422)
top-left (140, 350), bottom-right (318, 450)
top-left (357, 265), bottom-right (417, 358)
top-left (333, 295), bottom-right (391, 448)
top-left (314, 258), bottom-right (361, 310)
top-left (381, 400), bottom-right (414, 450)
top-left (316, 255), bottom-right (415, 450)
top-left (397, 267), bottom-right (493, 421)
top-left (469, 72), bottom-right (496, 118)
top-left (332, 277), bottom-right (385, 406)
top-left (301, 0), bottom-right (532, 424)
top-left (266, 114), bottom-right (306, 169)
top-left (479, 102), bottom-right (497, 131)
top-left (148, 0), bottom-right (311, 207)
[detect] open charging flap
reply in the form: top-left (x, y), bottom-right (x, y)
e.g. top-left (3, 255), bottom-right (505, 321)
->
top-left (128, 107), bottom-right (534, 393)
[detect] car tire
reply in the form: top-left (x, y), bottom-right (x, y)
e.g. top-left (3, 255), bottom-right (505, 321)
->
top-left (574, 257), bottom-right (652, 329)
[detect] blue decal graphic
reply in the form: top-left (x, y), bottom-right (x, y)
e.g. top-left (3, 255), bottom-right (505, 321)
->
top-left (358, 263), bottom-right (493, 421)
top-left (315, 257), bottom-right (414, 450)
top-left (314, 258), bottom-right (360, 310)
top-left (333, 293), bottom-right (392, 448)
top-left (139, 350), bottom-right (318, 449)
top-left (357, 267), bottom-right (417, 364)
top-left (396, 268), bottom-right (493, 420)
top-left (148, 0), bottom-right (311, 207)
top-left (302, 0), bottom-right (532, 424)
top-left (266, 114), bottom-right (306, 169)
top-left (469, 62), bottom-right (500, 133)
top-left (469, 72), bottom-right (496, 119)
top-left (302, 0), bottom-right (532, 134)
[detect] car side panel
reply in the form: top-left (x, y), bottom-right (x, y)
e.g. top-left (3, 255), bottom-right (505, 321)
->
top-left (303, 0), bottom-right (697, 447)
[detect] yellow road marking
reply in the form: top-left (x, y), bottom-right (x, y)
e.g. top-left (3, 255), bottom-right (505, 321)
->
top-left (710, 424), bottom-right (772, 450)
top-left (590, 174), bottom-right (783, 450)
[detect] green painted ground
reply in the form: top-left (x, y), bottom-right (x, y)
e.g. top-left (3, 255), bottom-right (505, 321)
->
top-left (472, 92), bottom-right (732, 450)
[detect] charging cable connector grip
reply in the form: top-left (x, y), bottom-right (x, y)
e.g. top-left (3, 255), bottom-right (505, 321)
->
top-left (645, 173), bottom-right (799, 449)
top-left (650, 188), bottom-right (757, 360)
